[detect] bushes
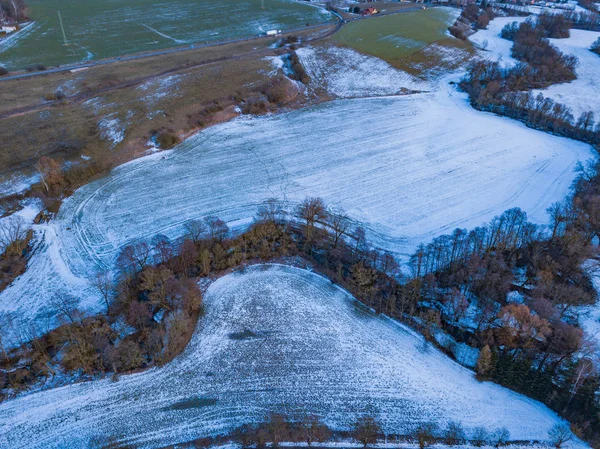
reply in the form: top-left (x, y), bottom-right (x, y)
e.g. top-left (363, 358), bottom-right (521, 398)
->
top-left (156, 131), bottom-right (180, 149)
top-left (448, 4), bottom-right (495, 39)
top-left (287, 51), bottom-right (310, 85)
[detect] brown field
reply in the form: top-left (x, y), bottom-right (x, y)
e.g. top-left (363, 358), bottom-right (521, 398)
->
top-left (0, 25), bottom-right (334, 193)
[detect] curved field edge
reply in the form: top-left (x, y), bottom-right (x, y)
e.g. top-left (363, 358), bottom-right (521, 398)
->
top-left (0, 82), bottom-right (593, 346)
top-left (0, 264), bottom-right (579, 449)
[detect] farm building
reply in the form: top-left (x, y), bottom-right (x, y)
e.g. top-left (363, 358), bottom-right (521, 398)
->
top-left (361, 6), bottom-right (379, 15)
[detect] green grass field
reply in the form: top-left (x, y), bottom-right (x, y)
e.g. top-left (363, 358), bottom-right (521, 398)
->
top-left (0, 0), bottom-right (332, 70)
top-left (333, 7), bottom-right (466, 67)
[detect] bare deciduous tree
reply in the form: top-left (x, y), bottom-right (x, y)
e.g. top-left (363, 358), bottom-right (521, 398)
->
top-left (0, 216), bottom-right (29, 257)
top-left (91, 271), bottom-right (114, 313)
top-left (548, 424), bottom-right (573, 449)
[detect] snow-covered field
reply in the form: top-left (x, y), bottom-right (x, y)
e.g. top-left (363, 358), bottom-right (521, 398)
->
top-left (469, 17), bottom-right (528, 68)
top-left (0, 73), bottom-right (593, 344)
top-left (471, 17), bottom-right (600, 120)
top-left (0, 265), bottom-right (579, 449)
top-left (532, 30), bottom-right (600, 119)
top-left (297, 45), bottom-right (429, 97)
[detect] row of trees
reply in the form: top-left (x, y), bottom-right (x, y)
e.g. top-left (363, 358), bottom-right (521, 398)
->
top-left (179, 413), bottom-right (571, 449)
top-left (1, 192), bottom-right (597, 442)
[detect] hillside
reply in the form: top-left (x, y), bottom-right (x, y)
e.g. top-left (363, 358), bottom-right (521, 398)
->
top-left (0, 265), bottom-right (578, 448)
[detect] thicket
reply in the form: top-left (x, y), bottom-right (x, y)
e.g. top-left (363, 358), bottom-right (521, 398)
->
top-left (449, 3), bottom-right (496, 40)
top-left (0, 216), bottom-right (32, 293)
top-left (409, 157), bottom-right (600, 444)
top-left (0, 0), bottom-right (27, 22)
top-left (286, 51), bottom-right (310, 85)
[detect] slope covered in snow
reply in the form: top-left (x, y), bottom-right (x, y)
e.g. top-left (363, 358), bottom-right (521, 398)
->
top-left (532, 29), bottom-right (600, 119)
top-left (297, 45), bottom-right (429, 98)
top-left (0, 265), bottom-right (578, 449)
top-left (469, 17), bottom-right (528, 68)
top-left (0, 77), bottom-right (593, 344)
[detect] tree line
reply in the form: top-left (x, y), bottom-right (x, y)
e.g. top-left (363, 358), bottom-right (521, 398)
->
top-left (149, 413), bottom-right (573, 449)
top-left (1, 192), bottom-right (597, 444)
top-left (409, 154), bottom-right (600, 445)
top-left (460, 15), bottom-right (600, 145)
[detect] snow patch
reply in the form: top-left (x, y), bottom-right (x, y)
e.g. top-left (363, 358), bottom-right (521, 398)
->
top-left (297, 45), bottom-right (429, 98)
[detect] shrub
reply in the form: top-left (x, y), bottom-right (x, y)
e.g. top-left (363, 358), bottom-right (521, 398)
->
top-left (0, 67), bottom-right (8, 76)
top-left (156, 131), bottom-right (180, 149)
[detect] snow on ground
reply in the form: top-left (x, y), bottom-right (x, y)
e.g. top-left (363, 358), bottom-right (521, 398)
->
top-left (578, 260), bottom-right (600, 352)
top-left (98, 116), bottom-right (126, 147)
top-left (0, 265), bottom-right (580, 449)
top-left (137, 74), bottom-right (183, 105)
top-left (0, 75), bottom-right (593, 344)
top-left (0, 22), bottom-right (38, 56)
top-left (469, 17), bottom-right (528, 68)
top-left (297, 46), bottom-right (429, 97)
top-left (532, 30), bottom-right (600, 119)
top-left (0, 171), bottom-right (39, 198)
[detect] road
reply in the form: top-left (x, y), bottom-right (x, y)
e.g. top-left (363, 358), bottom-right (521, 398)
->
top-left (0, 4), bottom-right (439, 82)
top-left (0, 4), bottom-right (443, 120)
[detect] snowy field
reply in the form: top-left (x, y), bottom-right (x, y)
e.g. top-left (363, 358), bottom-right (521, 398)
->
top-left (471, 17), bottom-right (600, 120)
top-left (0, 74), bottom-right (593, 344)
top-left (531, 30), bottom-right (600, 119)
top-left (297, 45), bottom-right (429, 97)
top-left (469, 17), bottom-right (528, 68)
top-left (0, 265), bottom-right (579, 449)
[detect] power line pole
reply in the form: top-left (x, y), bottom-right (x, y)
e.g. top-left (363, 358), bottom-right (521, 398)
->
top-left (58, 10), bottom-right (68, 46)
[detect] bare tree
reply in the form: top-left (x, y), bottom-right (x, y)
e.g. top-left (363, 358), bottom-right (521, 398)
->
top-left (327, 208), bottom-right (350, 248)
top-left (184, 220), bottom-right (206, 243)
top-left (257, 198), bottom-right (286, 224)
top-left (205, 216), bottom-right (229, 241)
top-left (296, 197), bottom-right (327, 244)
top-left (35, 156), bottom-right (63, 195)
top-left (491, 427), bottom-right (510, 447)
top-left (548, 424), bottom-right (572, 449)
top-left (299, 415), bottom-right (331, 446)
top-left (91, 271), bottom-right (113, 313)
top-left (413, 422), bottom-right (438, 449)
top-left (0, 216), bottom-right (29, 257)
top-left (353, 416), bottom-right (380, 448)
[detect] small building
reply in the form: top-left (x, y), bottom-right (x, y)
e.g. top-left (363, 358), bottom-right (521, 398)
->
top-left (1, 25), bottom-right (17, 33)
top-left (361, 6), bottom-right (379, 15)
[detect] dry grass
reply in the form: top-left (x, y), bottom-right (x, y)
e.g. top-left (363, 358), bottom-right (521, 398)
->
top-left (0, 25), bottom-right (333, 189)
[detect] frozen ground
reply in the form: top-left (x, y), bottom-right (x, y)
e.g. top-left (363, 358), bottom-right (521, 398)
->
top-left (469, 17), bottom-right (528, 68)
top-left (578, 260), bottom-right (600, 353)
top-left (0, 265), bottom-right (580, 449)
top-left (0, 73), bottom-right (593, 344)
top-left (297, 45), bottom-right (429, 97)
top-left (531, 30), bottom-right (600, 119)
